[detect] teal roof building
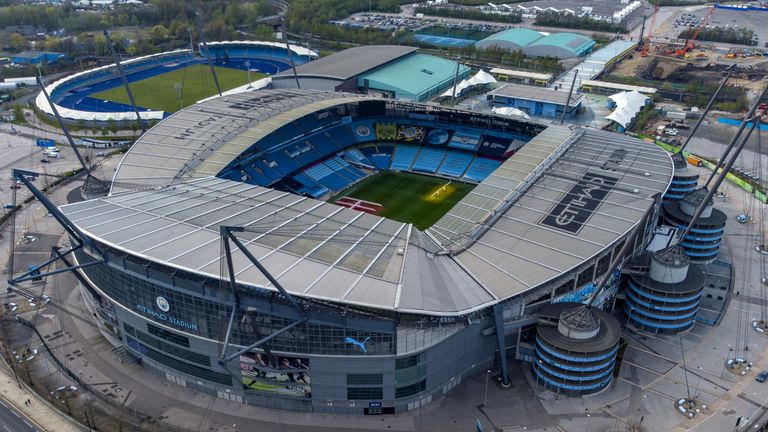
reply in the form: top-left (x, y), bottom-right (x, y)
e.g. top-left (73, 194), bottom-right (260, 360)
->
top-left (523, 33), bottom-right (595, 59)
top-left (475, 28), bottom-right (545, 52)
top-left (475, 29), bottom-right (595, 59)
top-left (359, 53), bottom-right (470, 102)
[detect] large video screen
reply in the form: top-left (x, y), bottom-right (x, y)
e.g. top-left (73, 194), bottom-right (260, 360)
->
top-left (240, 352), bottom-right (311, 398)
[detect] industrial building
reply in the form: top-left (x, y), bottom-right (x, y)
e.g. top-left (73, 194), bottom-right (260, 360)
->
top-left (271, 46), bottom-right (469, 101)
top-left (46, 89), bottom-right (673, 414)
top-left (475, 29), bottom-right (596, 59)
top-left (487, 83), bottom-right (584, 119)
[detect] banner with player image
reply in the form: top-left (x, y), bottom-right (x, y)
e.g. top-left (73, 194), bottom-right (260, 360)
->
top-left (240, 352), bottom-right (311, 398)
top-left (375, 123), bottom-right (397, 141)
top-left (397, 125), bottom-right (425, 142)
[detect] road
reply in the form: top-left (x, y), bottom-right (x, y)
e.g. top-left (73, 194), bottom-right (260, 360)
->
top-left (0, 397), bottom-right (39, 432)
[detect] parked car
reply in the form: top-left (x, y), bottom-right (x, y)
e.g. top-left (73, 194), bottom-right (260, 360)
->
top-left (40, 158), bottom-right (50, 164)
top-left (756, 370), bottom-right (768, 382)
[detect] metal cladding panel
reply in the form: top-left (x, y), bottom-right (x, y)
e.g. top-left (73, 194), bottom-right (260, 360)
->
top-left (275, 259), bottom-right (329, 292)
top-left (306, 268), bottom-right (360, 299)
top-left (106, 218), bottom-right (178, 245)
top-left (144, 230), bottom-right (217, 259)
top-left (344, 277), bottom-right (397, 308)
top-left (119, 223), bottom-right (199, 250)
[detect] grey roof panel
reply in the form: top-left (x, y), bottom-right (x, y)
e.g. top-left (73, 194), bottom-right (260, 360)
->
top-left (273, 45), bottom-right (417, 81)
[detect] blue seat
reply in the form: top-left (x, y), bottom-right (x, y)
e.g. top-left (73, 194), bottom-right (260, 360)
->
top-left (437, 151), bottom-right (474, 177)
top-left (464, 157), bottom-right (501, 182)
top-left (411, 147), bottom-right (446, 173)
top-left (390, 145), bottom-right (420, 171)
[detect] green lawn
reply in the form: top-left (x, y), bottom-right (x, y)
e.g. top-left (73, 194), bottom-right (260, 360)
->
top-left (332, 172), bottom-right (475, 230)
top-left (90, 64), bottom-right (262, 113)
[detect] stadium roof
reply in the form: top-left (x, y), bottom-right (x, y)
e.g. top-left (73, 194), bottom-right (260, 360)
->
top-left (274, 45), bottom-right (416, 82)
top-left (204, 40), bottom-right (318, 59)
top-left (475, 28), bottom-right (544, 51)
top-left (488, 83), bottom-right (584, 108)
top-left (62, 90), bottom-right (672, 316)
top-left (111, 89), bottom-right (367, 192)
top-left (429, 126), bottom-right (673, 302)
top-left (359, 53), bottom-right (470, 99)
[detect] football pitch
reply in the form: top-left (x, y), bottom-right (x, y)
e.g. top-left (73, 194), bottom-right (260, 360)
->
top-left (90, 64), bottom-right (261, 113)
top-left (332, 172), bottom-right (475, 230)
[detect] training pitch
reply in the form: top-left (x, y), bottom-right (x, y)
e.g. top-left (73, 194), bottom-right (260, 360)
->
top-left (91, 64), bottom-right (260, 113)
top-left (332, 172), bottom-right (475, 230)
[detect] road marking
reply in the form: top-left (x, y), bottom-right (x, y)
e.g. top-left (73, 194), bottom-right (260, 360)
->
top-left (23, 420), bottom-right (32, 428)
top-left (0, 401), bottom-right (6, 408)
top-left (3, 425), bottom-right (11, 432)
top-left (11, 410), bottom-right (19, 417)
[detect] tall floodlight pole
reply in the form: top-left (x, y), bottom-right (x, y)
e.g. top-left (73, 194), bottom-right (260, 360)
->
top-left (195, 12), bottom-right (222, 97)
top-left (103, 30), bottom-right (146, 133)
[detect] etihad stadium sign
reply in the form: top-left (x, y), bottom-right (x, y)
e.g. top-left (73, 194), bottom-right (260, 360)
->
top-left (135, 304), bottom-right (199, 331)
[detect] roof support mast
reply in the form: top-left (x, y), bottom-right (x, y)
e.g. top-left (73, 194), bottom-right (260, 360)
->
top-left (36, 75), bottom-right (88, 172)
top-left (195, 11), bottom-right (222, 97)
top-left (218, 226), bottom-right (307, 365)
top-left (103, 30), bottom-right (147, 134)
top-left (679, 65), bottom-right (734, 153)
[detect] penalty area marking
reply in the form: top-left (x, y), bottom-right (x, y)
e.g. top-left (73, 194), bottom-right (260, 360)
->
top-left (335, 197), bottom-right (384, 214)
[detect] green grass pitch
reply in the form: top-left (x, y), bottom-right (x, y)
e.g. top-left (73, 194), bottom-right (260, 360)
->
top-left (90, 64), bottom-right (261, 113)
top-left (332, 172), bottom-right (475, 230)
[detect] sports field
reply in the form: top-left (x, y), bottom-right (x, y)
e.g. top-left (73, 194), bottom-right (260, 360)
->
top-left (332, 172), bottom-right (475, 230)
top-left (91, 64), bottom-right (260, 113)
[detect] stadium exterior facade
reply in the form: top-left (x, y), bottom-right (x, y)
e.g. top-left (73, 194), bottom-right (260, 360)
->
top-left (60, 89), bottom-right (673, 414)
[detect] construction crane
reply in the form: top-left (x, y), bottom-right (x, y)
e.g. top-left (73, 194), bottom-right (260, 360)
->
top-left (640, 4), bottom-right (660, 57)
top-left (675, 7), bottom-right (716, 57)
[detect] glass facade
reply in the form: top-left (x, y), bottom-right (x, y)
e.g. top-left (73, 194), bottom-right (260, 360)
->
top-left (76, 248), bottom-right (396, 356)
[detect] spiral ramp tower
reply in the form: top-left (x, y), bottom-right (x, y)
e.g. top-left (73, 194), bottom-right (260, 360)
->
top-left (533, 302), bottom-right (621, 396)
top-left (664, 153), bottom-right (700, 202)
top-left (662, 188), bottom-right (726, 264)
top-left (624, 245), bottom-right (705, 334)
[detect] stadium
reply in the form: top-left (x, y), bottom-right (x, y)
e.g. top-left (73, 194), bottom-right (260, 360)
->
top-left (34, 41), bottom-right (317, 125)
top-left (56, 88), bottom-right (674, 413)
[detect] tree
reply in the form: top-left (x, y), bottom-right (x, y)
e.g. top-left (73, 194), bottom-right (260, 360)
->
top-left (174, 23), bottom-right (190, 40)
top-left (686, 81), bottom-right (700, 93)
top-left (107, 119), bottom-right (118, 135)
top-left (150, 24), bottom-right (168, 44)
top-left (9, 33), bottom-right (27, 51)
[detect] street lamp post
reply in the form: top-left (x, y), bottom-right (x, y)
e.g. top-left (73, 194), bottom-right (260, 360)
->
top-left (174, 83), bottom-right (183, 111)
top-left (483, 369), bottom-right (491, 407)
